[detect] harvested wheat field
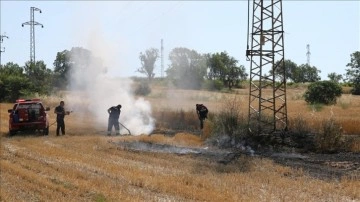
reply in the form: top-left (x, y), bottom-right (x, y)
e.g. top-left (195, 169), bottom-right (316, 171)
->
top-left (1, 88), bottom-right (360, 202)
top-left (1, 134), bottom-right (359, 202)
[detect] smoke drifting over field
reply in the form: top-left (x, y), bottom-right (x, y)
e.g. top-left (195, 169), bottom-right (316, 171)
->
top-left (65, 27), bottom-right (154, 135)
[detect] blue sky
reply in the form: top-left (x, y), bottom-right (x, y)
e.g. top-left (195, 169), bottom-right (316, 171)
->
top-left (0, 1), bottom-right (359, 79)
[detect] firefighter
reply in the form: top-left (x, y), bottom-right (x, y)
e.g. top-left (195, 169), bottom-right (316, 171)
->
top-left (107, 104), bottom-right (121, 136)
top-left (196, 104), bottom-right (208, 129)
top-left (54, 101), bottom-right (69, 136)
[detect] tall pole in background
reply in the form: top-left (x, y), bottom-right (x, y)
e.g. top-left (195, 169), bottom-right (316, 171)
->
top-left (246, 0), bottom-right (288, 134)
top-left (0, 34), bottom-right (9, 67)
top-left (306, 44), bottom-right (311, 66)
top-left (161, 39), bottom-right (164, 78)
top-left (22, 7), bottom-right (43, 64)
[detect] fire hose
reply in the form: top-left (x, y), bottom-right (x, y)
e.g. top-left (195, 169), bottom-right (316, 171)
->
top-left (119, 122), bottom-right (131, 135)
top-left (49, 111), bottom-right (73, 127)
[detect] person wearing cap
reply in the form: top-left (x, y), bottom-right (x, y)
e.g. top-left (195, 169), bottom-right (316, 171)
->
top-left (196, 104), bottom-right (208, 129)
top-left (107, 104), bottom-right (121, 136)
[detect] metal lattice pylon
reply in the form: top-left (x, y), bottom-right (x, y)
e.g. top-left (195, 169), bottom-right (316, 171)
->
top-left (0, 34), bottom-right (9, 66)
top-left (246, 0), bottom-right (288, 134)
top-left (22, 7), bottom-right (43, 64)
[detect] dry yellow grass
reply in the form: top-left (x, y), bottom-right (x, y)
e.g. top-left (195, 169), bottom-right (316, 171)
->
top-left (147, 88), bottom-right (360, 135)
top-left (137, 133), bottom-right (203, 148)
top-left (1, 88), bottom-right (360, 201)
top-left (1, 134), bottom-right (359, 201)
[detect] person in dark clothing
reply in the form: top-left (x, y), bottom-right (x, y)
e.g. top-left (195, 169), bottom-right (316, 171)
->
top-left (107, 104), bottom-right (121, 136)
top-left (196, 104), bottom-right (208, 129)
top-left (54, 101), bottom-right (69, 136)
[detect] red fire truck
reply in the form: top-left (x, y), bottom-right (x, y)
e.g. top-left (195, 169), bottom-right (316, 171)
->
top-left (8, 99), bottom-right (50, 136)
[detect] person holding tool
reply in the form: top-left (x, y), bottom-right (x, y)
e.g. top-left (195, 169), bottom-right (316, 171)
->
top-left (107, 104), bottom-right (121, 136)
top-left (54, 101), bottom-right (70, 136)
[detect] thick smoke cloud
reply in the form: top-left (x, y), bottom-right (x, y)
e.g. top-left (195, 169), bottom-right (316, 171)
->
top-left (65, 15), bottom-right (154, 135)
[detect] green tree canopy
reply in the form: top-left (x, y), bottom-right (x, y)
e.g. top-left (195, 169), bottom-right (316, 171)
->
top-left (207, 51), bottom-right (247, 90)
top-left (270, 60), bottom-right (321, 83)
top-left (0, 62), bottom-right (30, 102)
top-left (53, 50), bottom-right (71, 89)
top-left (327, 72), bottom-right (343, 83)
top-left (293, 64), bottom-right (321, 83)
top-left (137, 48), bottom-right (159, 81)
top-left (345, 51), bottom-right (360, 95)
top-left (53, 47), bottom-right (105, 90)
top-left (270, 59), bottom-right (297, 82)
top-left (24, 60), bottom-right (53, 95)
top-left (304, 81), bottom-right (342, 105)
top-left (166, 47), bottom-right (207, 89)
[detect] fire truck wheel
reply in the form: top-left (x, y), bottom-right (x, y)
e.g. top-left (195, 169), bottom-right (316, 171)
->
top-left (9, 130), bottom-right (16, 136)
top-left (43, 127), bottom-right (49, 136)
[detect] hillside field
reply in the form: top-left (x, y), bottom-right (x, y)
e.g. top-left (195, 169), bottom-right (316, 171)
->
top-left (1, 87), bottom-right (359, 201)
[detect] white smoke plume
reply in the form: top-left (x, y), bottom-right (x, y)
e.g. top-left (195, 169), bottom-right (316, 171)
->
top-left (65, 18), bottom-right (154, 135)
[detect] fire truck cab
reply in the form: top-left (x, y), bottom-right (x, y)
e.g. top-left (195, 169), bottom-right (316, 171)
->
top-left (8, 99), bottom-right (50, 136)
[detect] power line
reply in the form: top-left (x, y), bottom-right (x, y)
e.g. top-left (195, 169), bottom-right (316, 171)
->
top-left (22, 7), bottom-right (44, 64)
top-left (0, 33), bottom-right (9, 67)
top-left (247, 0), bottom-right (288, 134)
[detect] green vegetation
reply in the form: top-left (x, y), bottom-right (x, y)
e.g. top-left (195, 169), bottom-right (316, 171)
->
top-left (212, 96), bottom-right (248, 141)
top-left (166, 47), bottom-right (207, 90)
top-left (0, 62), bottom-right (52, 102)
top-left (270, 59), bottom-right (321, 83)
top-left (304, 81), bottom-right (342, 105)
top-left (1, 46), bottom-right (358, 104)
top-left (315, 118), bottom-right (344, 153)
top-left (206, 51), bottom-right (247, 90)
top-left (345, 51), bottom-right (360, 95)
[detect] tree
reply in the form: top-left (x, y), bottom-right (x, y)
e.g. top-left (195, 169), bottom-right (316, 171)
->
top-left (137, 48), bottom-right (159, 82)
top-left (166, 47), bottom-right (207, 89)
top-left (52, 47), bottom-right (106, 90)
top-left (345, 51), bottom-right (360, 95)
top-left (304, 81), bottom-right (342, 105)
top-left (207, 51), bottom-right (247, 90)
top-left (270, 59), bottom-right (298, 82)
top-left (327, 72), bottom-right (343, 83)
top-left (293, 64), bottom-right (321, 83)
top-left (24, 60), bottom-right (53, 95)
top-left (0, 62), bottom-right (30, 102)
top-left (53, 50), bottom-right (71, 89)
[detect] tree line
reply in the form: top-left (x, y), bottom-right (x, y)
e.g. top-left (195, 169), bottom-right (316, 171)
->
top-left (0, 47), bottom-right (359, 102)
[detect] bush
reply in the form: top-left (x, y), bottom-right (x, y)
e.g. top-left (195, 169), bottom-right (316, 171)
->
top-left (212, 96), bottom-right (248, 142)
top-left (314, 118), bottom-right (344, 153)
top-left (307, 103), bottom-right (324, 112)
top-left (134, 80), bottom-right (151, 96)
top-left (289, 115), bottom-right (311, 135)
top-left (351, 78), bottom-right (360, 95)
top-left (202, 79), bottom-right (224, 91)
top-left (304, 81), bottom-right (342, 105)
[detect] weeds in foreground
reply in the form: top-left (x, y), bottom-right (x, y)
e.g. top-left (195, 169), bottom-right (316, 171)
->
top-left (212, 96), bottom-right (248, 141)
top-left (289, 114), bottom-right (312, 136)
top-left (315, 118), bottom-right (344, 153)
top-left (308, 103), bottom-right (324, 112)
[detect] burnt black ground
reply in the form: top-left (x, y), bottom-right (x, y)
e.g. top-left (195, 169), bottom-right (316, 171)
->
top-left (113, 139), bottom-right (359, 181)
